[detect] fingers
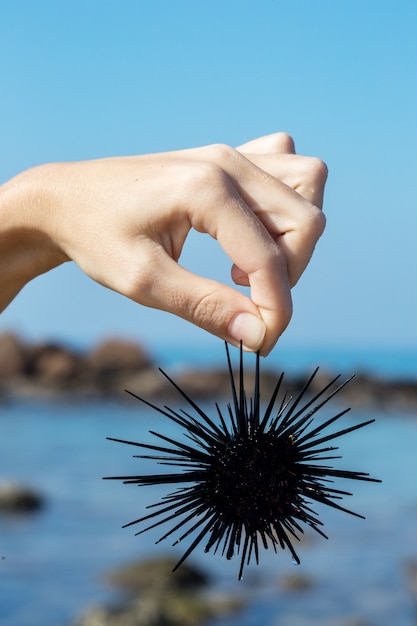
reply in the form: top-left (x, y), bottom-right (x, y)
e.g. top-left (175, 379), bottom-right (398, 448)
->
top-left (244, 152), bottom-right (327, 286)
top-left (120, 140), bottom-right (325, 351)
top-left (41, 135), bottom-right (326, 357)
top-left (122, 192), bottom-right (293, 355)
top-left (243, 153), bottom-right (328, 210)
top-left (240, 149), bottom-right (328, 284)
top-left (196, 185), bottom-right (293, 354)
top-left (236, 136), bottom-right (329, 285)
top-left (237, 132), bottom-right (328, 210)
top-left (190, 144), bottom-right (326, 287)
top-left (136, 255), bottom-right (291, 356)
top-left (230, 210), bottom-right (325, 290)
top-left (237, 132), bottom-right (296, 155)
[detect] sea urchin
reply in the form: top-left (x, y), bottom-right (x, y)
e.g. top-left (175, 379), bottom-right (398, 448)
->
top-left (105, 343), bottom-right (380, 580)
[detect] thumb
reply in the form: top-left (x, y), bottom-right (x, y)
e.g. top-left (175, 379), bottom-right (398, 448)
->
top-left (129, 252), bottom-right (292, 355)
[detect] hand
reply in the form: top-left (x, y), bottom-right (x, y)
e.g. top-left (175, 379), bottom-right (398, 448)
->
top-left (0, 133), bottom-right (327, 355)
top-left (236, 132), bottom-right (327, 289)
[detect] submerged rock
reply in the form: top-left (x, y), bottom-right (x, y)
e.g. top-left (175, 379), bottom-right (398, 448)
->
top-left (105, 556), bottom-right (208, 593)
top-left (280, 571), bottom-right (315, 592)
top-left (0, 480), bottom-right (44, 513)
top-left (73, 556), bottom-right (241, 626)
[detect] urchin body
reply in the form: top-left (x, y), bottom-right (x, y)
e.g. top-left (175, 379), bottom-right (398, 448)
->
top-left (105, 343), bottom-right (379, 579)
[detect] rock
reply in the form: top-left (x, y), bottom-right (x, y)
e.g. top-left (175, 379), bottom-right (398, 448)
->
top-left (74, 596), bottom-right (213, 626)
top-left (86, 339), bottom-right (153, 395)
top-left (1, 332), bottom-right (417, 410)
top-left (0, 332), bottom-right (26, 377)
top-left (25, 343), bottom-right (83, 384)
top-left (173, 368), bottom-right (230, 398)
top-left (105, 556), bottom-right (208, 593)
top-left (0, 480), bottom-right (44, 513)
top-left (123, 367), bottom-right (171, 398)
top-left (88, 339), bottom-right (150, 376)
top-left (72, 556), bottom-right (242, 626)
top-left (280, 572), bottom-right (315, 592)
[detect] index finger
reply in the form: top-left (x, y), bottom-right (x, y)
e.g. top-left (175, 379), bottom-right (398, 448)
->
top-left (189, 173), bottom-right (293, 354)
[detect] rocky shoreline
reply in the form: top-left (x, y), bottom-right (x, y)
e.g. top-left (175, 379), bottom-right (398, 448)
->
top-left (0, 332), bottom-right (416, 410)
top-left (72, 557), bottom-right (243, 626)
top-left (2, 332), bottom-right (417, 626)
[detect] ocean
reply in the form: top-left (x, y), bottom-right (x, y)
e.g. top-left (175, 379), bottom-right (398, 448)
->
top-left (1, 344), bottom-right (417, 626)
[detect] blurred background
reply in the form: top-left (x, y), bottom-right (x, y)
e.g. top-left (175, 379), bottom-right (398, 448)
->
top-left (1, 1), bottom-right (417, 625)
top-left (1, 0), bottom-right (416, 362)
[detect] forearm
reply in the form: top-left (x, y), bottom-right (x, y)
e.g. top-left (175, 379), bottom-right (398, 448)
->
top-left (0, 167), bottom-right (68, 312)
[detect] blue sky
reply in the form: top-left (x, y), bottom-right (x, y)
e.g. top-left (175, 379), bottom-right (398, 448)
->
top-left (1, 0), bottom-right (416, 355)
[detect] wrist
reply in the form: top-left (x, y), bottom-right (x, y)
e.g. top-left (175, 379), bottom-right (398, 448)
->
top-left (0, 165), bottom-right (69, 311)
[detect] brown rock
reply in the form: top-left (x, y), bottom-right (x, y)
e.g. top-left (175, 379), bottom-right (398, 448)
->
top-left (88, 339), bottom-right (150, 376)
top-left (174, 368), bottom-right (229, 397)
top-left (123, 367), bottom-right (171, 398)
top-left (71, 557), bottom-right (240, 626)
top-left (0, 332), bottom-right (26, 377)
top-left (106, 556), bottom-right (208, 593)
top-left (25, 343), bottom-right (82, 384)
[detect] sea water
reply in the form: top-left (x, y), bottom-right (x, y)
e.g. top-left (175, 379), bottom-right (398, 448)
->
top-left (1, 346), bottom-right (417, 626)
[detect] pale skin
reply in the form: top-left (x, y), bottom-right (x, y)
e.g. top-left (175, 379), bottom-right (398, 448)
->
top-left (0, 132), bottom-right (327, 356)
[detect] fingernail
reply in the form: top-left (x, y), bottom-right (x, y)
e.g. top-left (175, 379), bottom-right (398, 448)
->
top-left (228, 313), bottom-right (266, 352)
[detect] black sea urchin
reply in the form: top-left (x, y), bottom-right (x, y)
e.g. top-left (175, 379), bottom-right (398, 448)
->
top-left (105, 343), bottom-right (380, 580)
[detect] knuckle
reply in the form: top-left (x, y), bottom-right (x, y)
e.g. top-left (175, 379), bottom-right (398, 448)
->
top-left (306, 156), bottom-right (329, 184)
top-left (204, 142), bottom-right (237, 165)
top-left (185, 160), bottom-right (228, 195)
top-left (192, 290), bottom-right (225, 329)
top-left (274, 132), bottom-right (295, 152)
top-left (305, 204), bottom-right (327, 238)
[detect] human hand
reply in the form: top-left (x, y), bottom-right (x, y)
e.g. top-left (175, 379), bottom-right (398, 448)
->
top-left (0, 133), bottom-right (326, 355)
top-left (236, 132), bottom-right (327, 287)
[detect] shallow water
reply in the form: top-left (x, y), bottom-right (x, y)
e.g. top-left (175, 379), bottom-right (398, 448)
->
top-left (1, 367), bottom-right (417, 625)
